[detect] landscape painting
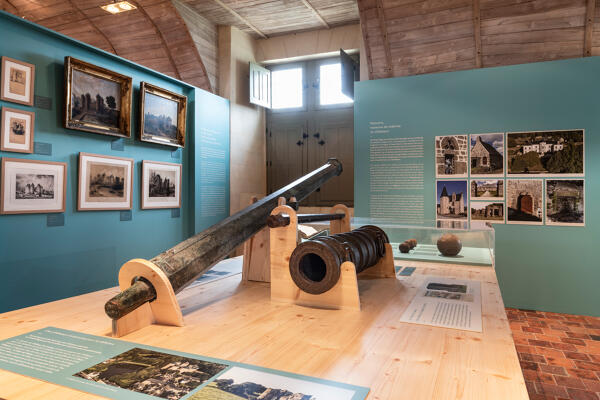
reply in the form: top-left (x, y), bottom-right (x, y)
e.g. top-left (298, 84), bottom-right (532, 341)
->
top-left (470, 133), bottom-right (504, 176)
top-left (74, 347), bottom-right (227, 400)
top-left (1, 57), bottom-right (35, 106)
top-left (435, 135), bottom-right (468, 177)
top-left (86, 161), bottom-right (126, 201)
top-left (78, 153), bottom-right (133, 211)
top-left (506, 179), bottom-right (543, 225)
top-left (506, 130), bottom-right (584, 176)
top-left (1, 107), bottom-right (34, 153)
top-left (471, 179), bottom-right (503, 200)
top-left (546, 179), bottom-right (584, 226)
top-left (436, 180), bottom-right (468, 221)
top-left (140, 82), bottom-right (186, 147)
top-left (190, 366), bottom-right (357, 400)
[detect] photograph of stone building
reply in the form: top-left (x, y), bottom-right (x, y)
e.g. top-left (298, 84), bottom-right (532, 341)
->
top-left (506, 179), bottom-right (543, 225)
top-left (436, 180), bottom-right (468, 220)
top-left (471, 179), bottom-right (504, 200)
top-left (470, 133), bottom-right (504, 176)
top-left (470, 202), bottom-right (504, 223)
top-left (435, 135), bottom-right (468, 177)
top-left (546, 179), bottom-right (584, 226)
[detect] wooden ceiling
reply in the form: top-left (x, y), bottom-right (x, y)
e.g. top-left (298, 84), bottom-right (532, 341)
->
top-left (0, 0), bottom-right (212, 91)
top-left (359, 0), bottom-right (599, 80)
top-left (177, 0), bottom-right (359, 38)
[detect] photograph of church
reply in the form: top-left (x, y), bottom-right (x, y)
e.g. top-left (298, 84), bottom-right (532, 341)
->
top-left (470, 133), bottom-right (504, 177)
top-left (436, 180), bottom-right (468, 221)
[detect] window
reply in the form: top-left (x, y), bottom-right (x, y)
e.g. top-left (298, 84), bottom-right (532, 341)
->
top-left (319, 63), bottom-right (353, 106)
top-left (271, 67), bottom-right (303, 109)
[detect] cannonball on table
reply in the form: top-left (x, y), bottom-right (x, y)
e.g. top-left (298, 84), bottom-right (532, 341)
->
top-left (399, 242), bottom-right (411, 253)
top-left (436, 233), bottom-right (462, 256)
top-left (407, 239), bottom-right (417, 249)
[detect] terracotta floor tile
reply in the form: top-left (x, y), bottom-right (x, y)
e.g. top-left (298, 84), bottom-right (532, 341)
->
top-left (554, 375), bottom-right (587, 389)
top-left (535, 381), bottom-right (569, 397)
top-left (565, 388), bottom-right (599, 400)
top-left (582, 378), bottom-right (600, 392)
top-left (567, 368), bottom-right (598, 380)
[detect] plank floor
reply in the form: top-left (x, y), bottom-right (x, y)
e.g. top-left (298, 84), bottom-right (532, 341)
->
top-left (507, 308), bottom-right (600, 400)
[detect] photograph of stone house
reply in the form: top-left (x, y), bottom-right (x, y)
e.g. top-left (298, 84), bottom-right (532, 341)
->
top-left (470, 133), bottom-right (504, 176)
top-left (436, 180), bottom-right (468, 220)
top-left (470, 202), bottom-right (504, 224)
top-left (506, 179), bottom-right (543, 225)
top-left (471, 179), bottom-right (504, 200)
top-left (435, 135), bottom-right (468, 177)
top-left (546, 179), bottom-right (584, 226)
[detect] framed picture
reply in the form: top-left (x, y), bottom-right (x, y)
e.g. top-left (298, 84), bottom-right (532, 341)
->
top-left (141, 160), bottom-right (182, 209)
top-left (64, 57), bottom-right (132, 138)
top-left (1, 56), bottom-right (35, 106)
top-left (1, 107), bottom-right (34, 153)
top-left (139, 82), bottom-right (187, 147)
top-left (436, 180), bottom-right (468, 221)
top-left (506, 179), bottom-right (543, 225)
top-left (545, 179), bottom-right (584, 226)
top-left (470, 201), bottom-right (505, 229)
top-left (78, 152), bottom-right (133, 211)
top-left (1, 158), bottom-right (66, 214)
top-left (470, 133), bottom-right (504, 177)
top-left (435, 135), bottom-right (468, 178)
top-left (506, 130), bottom-right (584, 177)
top-left (470, 179), bottom-right (504, 201)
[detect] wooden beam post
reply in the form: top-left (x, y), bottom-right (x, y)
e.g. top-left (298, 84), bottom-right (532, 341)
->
top-left (299, 0), bottom-right (330, 29)
top-left (375, 0), bottom-right (392, 77)
top-left (358, 16), bottom-right (373, 80)
top-left (212, 0), bottom-right (268, 39)
top-left (584, 0), bottom-right (596, 57)
top-left (472, 0), bottom-right (482, 68)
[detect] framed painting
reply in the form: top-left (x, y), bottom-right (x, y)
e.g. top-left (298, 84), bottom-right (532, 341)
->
top-left (1, 56), bottom-right (35, 106)
top-left (141, 160), bottom-right (182, 209)
top-left (64, 57), bottom-right (132, 138)
top-left (1, 158), bottom-right (67, 214)
top-left (1, 107), bottom-right (35, 153)
top-left (139, 82), bottom-right (187, 147)
top-left (78, 152), bottom-right (134, 211)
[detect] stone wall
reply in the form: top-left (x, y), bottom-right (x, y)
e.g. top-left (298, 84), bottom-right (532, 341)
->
top-left (435, 135), bottom-right (468, 175)
top-left (507, 179), bottom-right (543, 213)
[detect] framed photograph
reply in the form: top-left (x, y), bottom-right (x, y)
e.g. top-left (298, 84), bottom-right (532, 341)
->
top-left (471, 179), bottom-right (504, 201)
top-left (64, 57), bottom-right (132, 138)
top-left (1, 107), bottom-right (34, 153)
top-left (139, 82), bottom-right (187, 147)
top-left (506, 130), bottom-right (584, 177)
top-left (436, 180), bottom-right (468, 221)
top-left (1, 56), bottom-right (35, 106)
top-left (78, 152), bottom-right (133, 211)
top-left (506, 179), bottom-right (543, 225)
top-left (1, 158), bottom-right (66, 214)
top-left (546, 179), bottom-right (584, 226)
top-left (470, 133), bottom-right (504, 177)
top-left (141, 160), bottom-right (181, 209)
top-left (435, 135), bottom-right (468, 177)
top-left (470, 201), bottom-right (505, 229)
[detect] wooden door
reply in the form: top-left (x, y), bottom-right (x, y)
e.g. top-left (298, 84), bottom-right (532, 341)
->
top-left (519, 194), bottom-right (533, 215)
top-left (267, 117), bottom-right (307, 194)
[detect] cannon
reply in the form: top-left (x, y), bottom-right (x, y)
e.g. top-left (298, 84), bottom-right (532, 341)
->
top-left (105, 158), bottom-right (343, 320)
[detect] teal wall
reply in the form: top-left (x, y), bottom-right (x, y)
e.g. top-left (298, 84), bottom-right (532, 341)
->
top-left (0, 12), bottom-right (230, 312)
top-left (355, 57), bottom-right (599, 317)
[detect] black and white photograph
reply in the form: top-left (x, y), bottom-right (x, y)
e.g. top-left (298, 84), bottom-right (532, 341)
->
top-left (506, 130), bottom-right (584, 176)
top-left (1, 158), bottom-right (66, 214)
top-left (142, 160), bottom-right (182, 209)
top-left (471, 179), bottom-right (504, 201)
top-left (74, 347), bottom-right (227, 400)
top-left (470, 133), bottom-right (504, 177)
top-left (506, 179), bottom-right (543, 225)
top-left (140, 82), bottom-right (187, 147)
top-left (78, 153), bottom-right (133, 211)
top-left (546, 179), bottom-right (584, 226)
top-left (190, 366), bottom-right (357, 400)
top-left (436, 180), bottom-right (468, 221)
top-left (435, 135), bottom-right (468, 178)
top-left (1, 107), bottom-right (34, 153)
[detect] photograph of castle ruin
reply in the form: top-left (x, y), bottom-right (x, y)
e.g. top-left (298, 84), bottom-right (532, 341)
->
top-left (546, 179), bottom-right (584, 226)
top-left (506, 130), bottom-right (583, 176)
top-left (70, 69), bottom-right (120, 129)
top-left (190, 367), bottom-right (356, 400)
top-left (435, 135), bottom-right (468, 177)
top-left (149, 168), bottom-right (176, 198)
top-left (471, 179), bottom-right (503, 200)
top-left (507, 179), bottom-right (543, 225)
top-left (470, 133), bottom-right (504, 176)
top-left (74, 347), bottom-right (227, 400)
top-left (143, 92), bottom-right (178, 139)
top-left (436, 180), bottom-right (468, 220)
top-left (15, 174), bottom-right (54, 199)
top-left (87, 161), bottom-right (126, 201)
top-left (470, 202), bottom-right (504, 224)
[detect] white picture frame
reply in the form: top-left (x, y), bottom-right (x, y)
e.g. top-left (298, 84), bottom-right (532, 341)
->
top-left (141, 160), bottom-right (181, 209)
top-left (78, 152), bottom-right (133, 211)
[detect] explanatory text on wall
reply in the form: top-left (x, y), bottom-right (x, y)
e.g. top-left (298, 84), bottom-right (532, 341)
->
top-left (368, 121), bottom-right (425, 222)
top-left (198, 126), bottom-right (228, 218)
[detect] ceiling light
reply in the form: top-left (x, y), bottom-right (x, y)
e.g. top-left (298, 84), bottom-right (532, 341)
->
top-left (101, 1), bottom-right (137, 14)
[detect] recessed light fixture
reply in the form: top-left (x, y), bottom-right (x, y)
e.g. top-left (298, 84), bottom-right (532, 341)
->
top-left (101, 1), bottom-right (137, 14)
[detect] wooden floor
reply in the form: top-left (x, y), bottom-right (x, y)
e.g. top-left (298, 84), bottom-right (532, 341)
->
top-left (0, 260), bottom-right (528, 400)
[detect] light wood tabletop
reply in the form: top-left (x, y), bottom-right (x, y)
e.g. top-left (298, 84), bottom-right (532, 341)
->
top-left (0, 260), bottom-right (528, 400)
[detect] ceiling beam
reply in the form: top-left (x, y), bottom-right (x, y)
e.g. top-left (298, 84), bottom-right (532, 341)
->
top-left (212, 0), bottom-right (267, 39)
top-left (299, 0), bottom-right (330, 29)
top-left (359, 19), bottom-right (373, 80)
top-left (584, 0), bottom-right (596, 57)
top-left (472, 0), bottom-right (482, 68)
top-left (375, 0), bottom-right (392, 77)
top-left (67, 0), bottom-right (118, 54)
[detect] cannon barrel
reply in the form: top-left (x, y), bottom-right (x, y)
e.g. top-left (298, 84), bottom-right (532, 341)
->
top-left (105, 159), bottom-right (343, 320)
top-left (266, 212), bottom-right (345, 228)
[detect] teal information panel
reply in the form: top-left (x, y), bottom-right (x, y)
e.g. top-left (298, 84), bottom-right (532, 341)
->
top-left (0, 328), bottom-right (369, 400)
top-left (354, 57), bottom-right (599, 317)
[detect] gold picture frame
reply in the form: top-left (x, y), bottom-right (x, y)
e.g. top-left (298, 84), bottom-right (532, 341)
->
top-left (139, 82), bottom-right (187, 147)
top-left (1, 107), bottom-right (35, 153)
top-left (1, 56), bottom-right (35, 106)
top-left (64, 57), bottom-right (132, 138)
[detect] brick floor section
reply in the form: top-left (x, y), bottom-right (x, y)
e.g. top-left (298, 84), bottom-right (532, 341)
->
top-left (507, 308), bottom-right (600, 400)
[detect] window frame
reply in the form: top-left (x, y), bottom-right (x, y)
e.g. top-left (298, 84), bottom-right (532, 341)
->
top-left (268, 61), bottom-right (307, 113)
top-left (314, 57), bottom-right (354, 111)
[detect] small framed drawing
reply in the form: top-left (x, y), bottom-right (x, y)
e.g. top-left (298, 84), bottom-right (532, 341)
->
top-left (141, 160), bottom-right (182, 209)
top-left (1, 107), bottom-right (34, 153)
top-left (1, 158), bottom-right (66, 214)
top-left (139, 82), bottom-right (187, 147)
top-left (78, 152), bottom-right (134, 211)
top-left (64, 57), bottom-right (132, 138)
top-left (1, 56), bottom-right (35, 106)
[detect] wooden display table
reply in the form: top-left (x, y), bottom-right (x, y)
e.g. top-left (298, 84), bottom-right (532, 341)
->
top-left (0, 260), bottom-right (528, 400)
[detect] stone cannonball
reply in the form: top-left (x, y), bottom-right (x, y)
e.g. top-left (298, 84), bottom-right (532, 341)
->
top-left (437, 233), bottom-right (462, 256)
top-left (399, 242), bottom-right (411, 253)
top-left (407, 239), bottom-right (417, 249)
